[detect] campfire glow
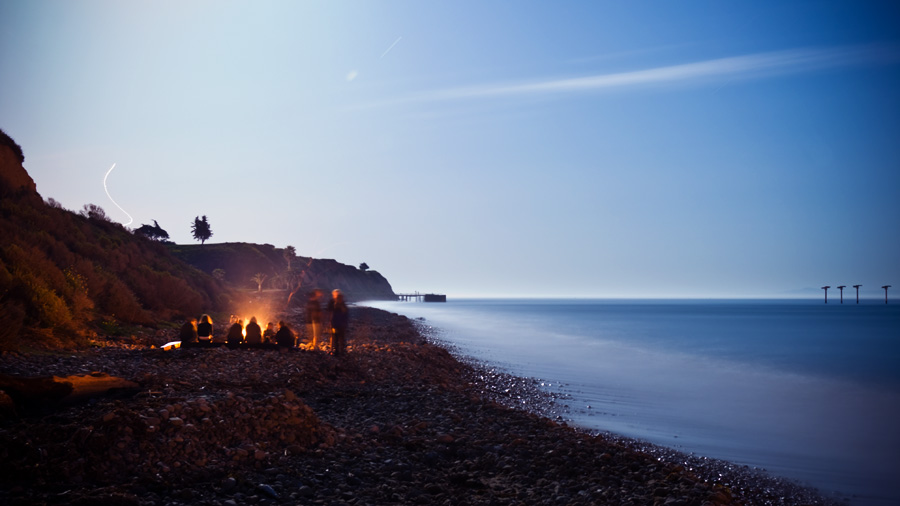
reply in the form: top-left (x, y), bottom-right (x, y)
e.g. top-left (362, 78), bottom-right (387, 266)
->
top-left (240, 316), bottom-right (268, 339)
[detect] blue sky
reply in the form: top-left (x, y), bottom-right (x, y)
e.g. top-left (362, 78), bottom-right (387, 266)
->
top-left (2, 1), bottom-right (898, 298)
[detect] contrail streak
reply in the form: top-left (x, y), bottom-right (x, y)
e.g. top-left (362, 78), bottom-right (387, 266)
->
top-left (103, 163), bottom-right (134, 226)
top-left (381, 36), bottom-right (402, 58)
top-left (355, 43), bottom-right (899, 109)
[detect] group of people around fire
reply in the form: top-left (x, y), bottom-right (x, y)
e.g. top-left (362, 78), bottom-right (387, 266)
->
top-left (178, 289), bottom-right (350, 356)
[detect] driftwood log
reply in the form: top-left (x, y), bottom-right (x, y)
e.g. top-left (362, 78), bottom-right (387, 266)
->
top-left (0, 372), bottom-right (140, 415)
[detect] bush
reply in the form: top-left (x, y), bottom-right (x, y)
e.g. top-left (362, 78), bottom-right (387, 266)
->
top-left (0, 302), bottom-right (26, 352)
top-left (100, 278), bottom-right (151, 325)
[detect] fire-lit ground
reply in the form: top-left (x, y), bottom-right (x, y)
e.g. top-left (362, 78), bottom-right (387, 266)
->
top-left (0, 307), bottom-right (836, 506)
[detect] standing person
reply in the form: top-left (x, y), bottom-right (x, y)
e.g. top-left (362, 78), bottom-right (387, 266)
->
top-left (226, 319), bottom-right (244, 346)
top-left (275, 320), bottom-right (295, 349)
top-left (244, 316), bottom-right (262, 345)
top-left (305, 289), bottom-right (323, 350)
top-left (197, 314), bottom-right (214, 344)
top-left (328, 289), bottom-right (349, 356)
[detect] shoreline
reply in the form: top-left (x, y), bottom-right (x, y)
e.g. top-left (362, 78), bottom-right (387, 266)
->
top-left (367, 298), bottom-right (900, 506)
top-left (0, 307), bottom-right (842, 505)
top-left (410, 318), bottom-right (848, 506)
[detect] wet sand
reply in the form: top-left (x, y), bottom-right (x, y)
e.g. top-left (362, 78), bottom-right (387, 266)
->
top-left (0, 307), bottom-right (840, 505)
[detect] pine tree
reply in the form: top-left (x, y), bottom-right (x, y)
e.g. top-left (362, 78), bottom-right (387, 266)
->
top-left (191, 215), bottom-right (213, 246)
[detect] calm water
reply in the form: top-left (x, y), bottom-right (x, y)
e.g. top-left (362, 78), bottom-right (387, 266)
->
top-left (362, 299), bottom-right (900, 506)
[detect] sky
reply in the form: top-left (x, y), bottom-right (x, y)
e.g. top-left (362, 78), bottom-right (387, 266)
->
top-left (1, 1), bottom-right (899, 298)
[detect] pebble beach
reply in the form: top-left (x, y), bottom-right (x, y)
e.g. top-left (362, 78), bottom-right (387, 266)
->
top-left (0, 306), bottom-right (841, 506)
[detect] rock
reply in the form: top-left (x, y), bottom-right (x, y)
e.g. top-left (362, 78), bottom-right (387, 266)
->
top-left (0, 390), bottom-right (16, 417)
top-left (257, 483), bottom-right (279, 499)
top-left (0, 136), bottom-right (36, 194)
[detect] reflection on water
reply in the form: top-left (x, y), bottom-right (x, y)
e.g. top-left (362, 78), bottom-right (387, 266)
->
top-left (363, 299), bottom-right (900, 506)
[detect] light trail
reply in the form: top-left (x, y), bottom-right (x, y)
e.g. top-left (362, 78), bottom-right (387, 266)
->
top-left (103, 163), bottom-right (134, 226)
top-left (380, 36), bottom-right (402, 58)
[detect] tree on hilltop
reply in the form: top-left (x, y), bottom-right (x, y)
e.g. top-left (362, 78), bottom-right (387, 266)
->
top-left (80, 203), bottom-right (110, 222)
top-left (191, 215), bottom-right (213, 246)
top-left (359, 262), bottom-right (369, 271)
top-left (134, 220), bottom-right (169, 241)
top-left (283, 245), bottom-right (296, 270)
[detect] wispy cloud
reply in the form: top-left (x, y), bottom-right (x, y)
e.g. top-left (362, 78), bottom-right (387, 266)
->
top-left (367, 44), bottom-right (898, 108)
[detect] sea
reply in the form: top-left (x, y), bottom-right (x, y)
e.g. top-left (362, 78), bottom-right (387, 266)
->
top-left (361, 298), bottom-right (900, 506)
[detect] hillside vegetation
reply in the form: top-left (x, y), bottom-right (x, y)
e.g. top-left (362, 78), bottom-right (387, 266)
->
top-left (0, 134), bottom-right (233, 351)
top-left (0, 130), bottom-right (397, 352)
top-left (168, 242), bottom-right (396, 302)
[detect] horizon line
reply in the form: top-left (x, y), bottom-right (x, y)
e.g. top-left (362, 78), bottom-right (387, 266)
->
top-left (380, 294), bottom-right (893, 300)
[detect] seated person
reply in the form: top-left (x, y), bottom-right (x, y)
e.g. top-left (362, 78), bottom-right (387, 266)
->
top-left (263, 322), bottom-right (277, 344)
top-left (226, 319), bottom-right (244, 345)
top-left (197, 314), bottom-right (214, 343)
top-left (244, 316), bottom-right (263, 345)
top-left (179, 319), bottom-right (198, 344)
top-left (274, 321), bottom-right (295, 348)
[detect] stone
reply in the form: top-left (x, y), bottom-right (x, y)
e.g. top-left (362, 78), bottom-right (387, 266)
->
top-left (257, 484), bottom-right (278, 498)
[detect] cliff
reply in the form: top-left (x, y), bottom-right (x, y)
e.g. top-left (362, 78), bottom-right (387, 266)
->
top-left (168, 242), bottom-right (397, 302)
top-left (0, 129), bottom-right (36, 196)
top-left (0, 129), bottom-right (395, 352)
top-left (0, 131), bottom-right (234, 351)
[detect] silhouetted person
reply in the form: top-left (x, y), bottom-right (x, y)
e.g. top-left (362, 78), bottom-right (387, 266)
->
top-left (227, 319), bottom-right (244, 346)
top-left (197, 314), bottom-right (214, 344)
top-left (245, 316), bottom-right (263, 345)
top-left (306, 289), bottom-right (324, 349)
top-left (275, 320), bottom-right (295, 348)
top-left (179, 319), bottom-right (198, 344)
top-left (328, 289), bottom-right (349, 356)
top-left (213, 315), bottom-right (230, 344)
top-left (263, 322), bottom-right (277, 344)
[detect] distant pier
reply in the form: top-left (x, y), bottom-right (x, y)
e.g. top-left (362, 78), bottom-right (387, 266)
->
top-left (397, 292), bottom-right (446, 302)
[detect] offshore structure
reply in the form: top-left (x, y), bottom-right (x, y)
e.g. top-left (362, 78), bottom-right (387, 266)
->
top-left (397, 292), bottom-right (447, 302)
